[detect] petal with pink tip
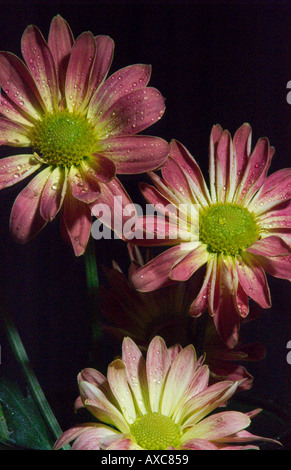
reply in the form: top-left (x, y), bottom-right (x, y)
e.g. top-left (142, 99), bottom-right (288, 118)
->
top-left (180, 439), bottom-right (218, 450)
top-left (10, 167), bottom-right (51, 243)
top-left (40, 166), bottom-right (67, 221)
top-left (209, 124), bottom-right (224, 203)
top-left (235, 137), bottom-right (273, 204)
top-left (65, 31), bottom-right (96, 112)
top-left (86, 35), bottom-right (114, 101)
top-left (103, 436), bottom-right (142, 450)
top-left (249, 168), bottom-right (291, 214)
top-left (72, 426), bottom-right (119, 450)
top-left (0, 52), bottom-right (44, 119)
top-left (0, 117), bottom-right (31, 146)
top-left (189, 259), bottom-right (214, 316)
top-left (215, 129), bottom-right (234, 202)
top-left (48, 15), bottom-right (74, 93)
top-left (100, 135), bottom-right (168, 174)
top-left (68, 165), bottom-right (101, 204)
top-left (122, 337), bottom-right (149, 414)
top-left (62, 190), bottom-right (92, 256)
top-left (232, 123), bottom-right (252, 187)
top-left (54, 423), bottom-right (101, 449)
top-left (146, 336), bottom-right (171, 412)
top-left (0, 154), bottom-right (41, 189)
top-left (162, 156), bottom-right (194, 203)
top-left (140, 182), bottom-right (186, 225)
top-left (130, 245), bottom-right (189, 292)
top-left (258, 199), bottom-right (291, 228)
top-left (21, 25), bottom-right (58, 112)
top-left (130, 216), bottom-right (192, 246)
top-left (184, 411), bottom-right (250, 441)
top-left (88, 64), bottom-right (151, 123)
top-left (97, 87), bottom-right (165, 137)
top-left (169, 140), bottom-right (211, 206)
top-left (0, 92), bottom-right (35, 126)
top-left (236, 253), bottom-right (271, 308)
top-left (170, 244), bottom-right (209, 281)
top-left (83, 154), bottom-right (116, 183)
top-left (162, 345), bottom-right (197, 415)
top-left (247, 235), bottom-right (290, 257)
top-left (251, 253), bottom-right (291, 280)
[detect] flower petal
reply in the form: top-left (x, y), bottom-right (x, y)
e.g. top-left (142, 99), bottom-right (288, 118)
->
top-left (0, 154), bottom-right (41, 189)
top-left (96, 87), bottom-right (165, 137)
top-left (62, 189), bottom-right (92, 256)
top-left (122, 337), bottom-right (150, 415)
top-left (10, 167), bottom-right (51, 243)
top-left (88, 64), bottom-right (151, 123)
top-left (209, 123), bottom-right (223, 203)
top-left (236, 253), bottom-right (271, 308)
top-left (130, 245), bottom-right (189, 292)
top-left (0, 52), bottom-right (44, 119)
top-left (0, 92), bottom-right (35, 126)
top-left (180, 439), bottom-right (219, 450)
top-left (72, 425), bottom-right (118, 450)
top-left (83, 154), bottom-right (116, 183)
top-left (249, 168), bottom-right (291, 215)
top-left (40, 166), bottom-right (67, 221)
top-left (65, 31), bottom-right (96, 112)
top-left (0, 117), bottom-right (31, 146)
top-left (21, 25), bottom-right (58, 112)
top-left (183, 411), bottom-right (250, 441)
top-left (146, 336), bottom-right (171, 412)
top-left (54, 423), bottom-right (103, 449)
top-left (107, 359), bottom-right (137, 424)
top-left (232, 123), bottom-right (252, 188)
top-left (170, 244), bottom-right (209, 281)
top-left (247, 235), bottom-right (291, 257)
top-left (48, 15), bottom-right (74, 94)
top-left (68, 165), bottom-right (101, 204)
top-left (100, 135), bottom-right (169, 174)
top-left (86, 35), bottom-right (114, 101)
top-left (251, 253), bottom-right (291, 280)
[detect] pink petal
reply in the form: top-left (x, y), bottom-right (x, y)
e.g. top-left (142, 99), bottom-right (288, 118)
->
top-left (130, 245), bottom-right (188, 292)
top-left (86, 35), bottom-right (114, 101)
top-left (100, 135), bottom-right (169, 174)
top-left (146, 336), bottom-right (171, 412)
top-left (65, 31), bottom-right (96, 112)
top-left (140, 182), bottom-right (184, 225)
top-left (21, 25), bottom-right (58, 112)
top-left (236, 253), bottom-right (271, 308)
top-left (189, 259), bottom-right (214, 316)
top-left (107, 359), bottom-right (136, 423)
top-left (48, 15), bottom-right (74, 94)
top-left (247, 235), bottom-right (290, 257)
top-left (0, 92), bottom-right (35, 126)
top-left (10, 167), bottom-right (51, 243)
top-left (232, 123), bottom-right (252, 187)
top-left (213, 294), bottom-right (241, 348)
top-left (215, 129), bottom-right (234, 202)
top-left (170, 244), bottom-right (209, 281)
top-left (189, 411), bottom-right (250, 440)
top-left (104, 436), bottom-right (141, 450)
top-left (258, 199), bottom-right (291, 228)
top-left (54, 423), bottom-right (98, 449)
top-left (249, 168), bottom-right (291, 214)
top-left (180, 439), bottom-right (218, 450)
top-left (87, 64), bottom-right (152, 124)
top-left (90, 177), bottom-right (134, 240)
top-left (0, 117), bottom-right (31, 146)
top-left (97, 87), bottom-right (165, 136)
top-left (40, 166), bottom-right (67, 221)
top-left (72, 427), bottom-right (114, 450)
top-left (209, 123), bottom-right (224, 203)
top-left (130, 215), bottom-right (192, 245)
top-left (62, 189), bottom-right (92, 256)
top-left (83, 154), bottom-right (116, 183)
top-left (251, 253), bottom-right (291, 280)
top-left (0, 154), bottom-right (41, 189)
top-left (162, 156), bottom-right (194, 203)
top-left (68, 165), bottom-right (101, 204)
top-left (0, 52), bottom-right (44, 119)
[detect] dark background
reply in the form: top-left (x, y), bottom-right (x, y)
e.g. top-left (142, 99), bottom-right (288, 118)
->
top-left (0, 0), bottom-right (290, 448)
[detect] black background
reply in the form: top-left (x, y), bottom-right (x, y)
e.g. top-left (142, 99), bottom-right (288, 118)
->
top-left (0, 0), bottom-right (290, 449)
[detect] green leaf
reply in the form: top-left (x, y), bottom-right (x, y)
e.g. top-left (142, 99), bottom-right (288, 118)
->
top-left (0, 378), bottom-right (55, 450)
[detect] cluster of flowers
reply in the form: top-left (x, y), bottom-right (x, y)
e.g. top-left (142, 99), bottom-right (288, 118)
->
top-left (0, 15), bottom-right (289, 450)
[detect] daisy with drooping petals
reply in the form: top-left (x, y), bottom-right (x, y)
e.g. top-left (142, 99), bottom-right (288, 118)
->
top-left (54, 336), bottom-right (279, 450)
top-left (0, 15), bottom-right (168, 255)
top-left (130, 124), bottom-right (291, 346)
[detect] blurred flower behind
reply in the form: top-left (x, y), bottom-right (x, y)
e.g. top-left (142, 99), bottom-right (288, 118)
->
top-left (0, 15), bottom-right (168, 255)
top-left (100, 246), bottom-right (266, 390)
top-left (130, 124), bottom-right (291, 346)
top-left (54, 336), bottom-right (278, 450)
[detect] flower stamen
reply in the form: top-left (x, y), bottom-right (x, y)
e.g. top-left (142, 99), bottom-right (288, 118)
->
top-left (130, 412), bottom-right (181, 450)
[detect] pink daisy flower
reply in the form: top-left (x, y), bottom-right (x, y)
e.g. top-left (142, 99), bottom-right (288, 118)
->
top-left (0, 15), bottom-right (168, 255)
top-left (54, 336), bottom-right (279, 450)
top-left (130, 124), bottom-right (291, 346)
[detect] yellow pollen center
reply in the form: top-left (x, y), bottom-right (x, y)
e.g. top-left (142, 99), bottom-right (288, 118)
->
top-left (130, 412), bottom-right (181, 450)
top-left (29, 111), bottom-right (100, 166)
top-left (199, 203), bottom-right (260, 256)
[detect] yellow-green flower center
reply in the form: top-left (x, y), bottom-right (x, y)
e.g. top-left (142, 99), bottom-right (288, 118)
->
top-left (199, 203), bottom-right (260, 256)
top-left (130, 412), bottom-right (181, 450)
top-left (29, 111), bottom-right (100, 166)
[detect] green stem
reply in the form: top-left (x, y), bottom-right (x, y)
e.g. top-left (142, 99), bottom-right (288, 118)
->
top-left (0, 298), bottom-right (70, 449)
top-left (84, 236), bottom-right (102, 366)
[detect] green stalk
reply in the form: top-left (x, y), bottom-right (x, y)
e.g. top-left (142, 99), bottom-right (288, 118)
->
top-left (0, 299), bottom-right (70, 450)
